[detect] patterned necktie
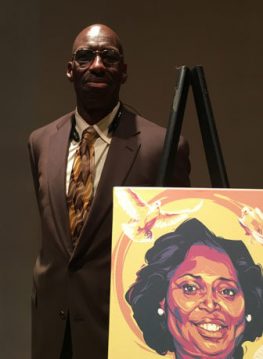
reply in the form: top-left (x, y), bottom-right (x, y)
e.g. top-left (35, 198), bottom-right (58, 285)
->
top-left (67, 127), bottom-right (98, 246)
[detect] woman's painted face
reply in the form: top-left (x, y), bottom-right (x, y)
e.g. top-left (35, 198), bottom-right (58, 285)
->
top-left (166, 244), bottom-right (245, 358)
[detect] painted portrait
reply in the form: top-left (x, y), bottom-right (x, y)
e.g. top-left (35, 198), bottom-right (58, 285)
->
top-left (108, 188), bottom-right (263, 359)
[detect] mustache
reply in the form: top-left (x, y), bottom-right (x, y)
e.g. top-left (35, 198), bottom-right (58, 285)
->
top-left (81, 72), bottom-right (112, 83)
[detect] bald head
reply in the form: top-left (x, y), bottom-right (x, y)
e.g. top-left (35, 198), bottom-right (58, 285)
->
top-left (72, 24), bottom-right (123, 56)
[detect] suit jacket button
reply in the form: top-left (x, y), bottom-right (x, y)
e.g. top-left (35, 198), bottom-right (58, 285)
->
top-left (59, 310), bottom-right (66, 320)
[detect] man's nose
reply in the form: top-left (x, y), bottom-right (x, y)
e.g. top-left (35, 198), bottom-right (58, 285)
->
top-left (89, 55), bottom-right (105, 71)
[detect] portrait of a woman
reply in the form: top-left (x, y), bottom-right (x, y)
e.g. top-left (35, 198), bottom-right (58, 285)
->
top-left (125, 218), bottom-right (263, 359)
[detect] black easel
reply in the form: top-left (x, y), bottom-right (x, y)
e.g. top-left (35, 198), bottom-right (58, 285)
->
top-left (156, 65), bottom-right (229, 188)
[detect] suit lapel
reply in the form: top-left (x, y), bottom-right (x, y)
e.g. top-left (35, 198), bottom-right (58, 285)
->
top-left (47, 113), bottom-right (74, 255)
top-left (70, 110), bottom-right (141, 260)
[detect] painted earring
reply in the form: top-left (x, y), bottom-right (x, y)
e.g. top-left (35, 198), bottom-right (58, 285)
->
top-left (246, 314), bottom-right (252, 322)
top-left (157, 308), bottom-right (165, 316)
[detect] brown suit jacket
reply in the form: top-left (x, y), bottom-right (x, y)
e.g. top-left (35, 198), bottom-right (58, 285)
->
top-left (28, 108), bottom-right (190, 359)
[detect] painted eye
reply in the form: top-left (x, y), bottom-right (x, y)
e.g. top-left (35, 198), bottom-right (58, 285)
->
top-left (182, 284), bottom-right (198, 294)
top-left (220, 288), bottom-right (237, 297)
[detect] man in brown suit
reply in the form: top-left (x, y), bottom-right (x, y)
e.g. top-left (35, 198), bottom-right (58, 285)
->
top-left (28, 24), bottom-right (190, 359)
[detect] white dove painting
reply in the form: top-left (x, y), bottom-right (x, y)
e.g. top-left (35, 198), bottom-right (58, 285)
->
top-left (214, 193), bottom-right (263, 245)
top-left (239, 206), bottom-right (263, 244)
top-left (115, 187), bottom-right (203, 242)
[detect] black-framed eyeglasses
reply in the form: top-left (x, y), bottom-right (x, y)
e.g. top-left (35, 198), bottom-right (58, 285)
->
top-left (72, 48), bottom-right (123, 66)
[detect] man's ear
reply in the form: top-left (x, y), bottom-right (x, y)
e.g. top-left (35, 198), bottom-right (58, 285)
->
top-left (66, 61), bottom-right (74, 82)
top-left (121, 63), bottom-right (128, 84)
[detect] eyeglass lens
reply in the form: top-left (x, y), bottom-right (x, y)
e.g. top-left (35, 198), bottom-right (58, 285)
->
top-left (74, 49), bottom-right (121, 65)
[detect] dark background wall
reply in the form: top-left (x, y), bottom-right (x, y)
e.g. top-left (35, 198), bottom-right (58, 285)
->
top-left (1, 1), bottom-right (262, 357)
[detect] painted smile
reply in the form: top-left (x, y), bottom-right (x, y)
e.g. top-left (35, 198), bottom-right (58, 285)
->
top-left (193, 320), bottom-right (228, 339)
top-left (199, 323), bottom-right (224, 332)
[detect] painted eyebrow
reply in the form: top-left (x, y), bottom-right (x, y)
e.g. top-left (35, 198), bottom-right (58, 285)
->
top-left (175, 273), bottom-right (239, 286)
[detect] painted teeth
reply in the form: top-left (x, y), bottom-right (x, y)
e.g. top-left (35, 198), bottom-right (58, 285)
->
top-left (199, 323), bottom-right (221, 332)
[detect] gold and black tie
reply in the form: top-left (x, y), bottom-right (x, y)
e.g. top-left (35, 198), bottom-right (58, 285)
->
top-left (67, 127), bottom-right (98, 246)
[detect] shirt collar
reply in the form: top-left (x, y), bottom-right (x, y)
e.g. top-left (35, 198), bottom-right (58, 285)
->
top-left (74, 102), bottom-right (120, 144)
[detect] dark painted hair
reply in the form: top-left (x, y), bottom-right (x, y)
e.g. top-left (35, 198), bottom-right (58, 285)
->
top-left (125, 218), bottom-right (263, 358)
